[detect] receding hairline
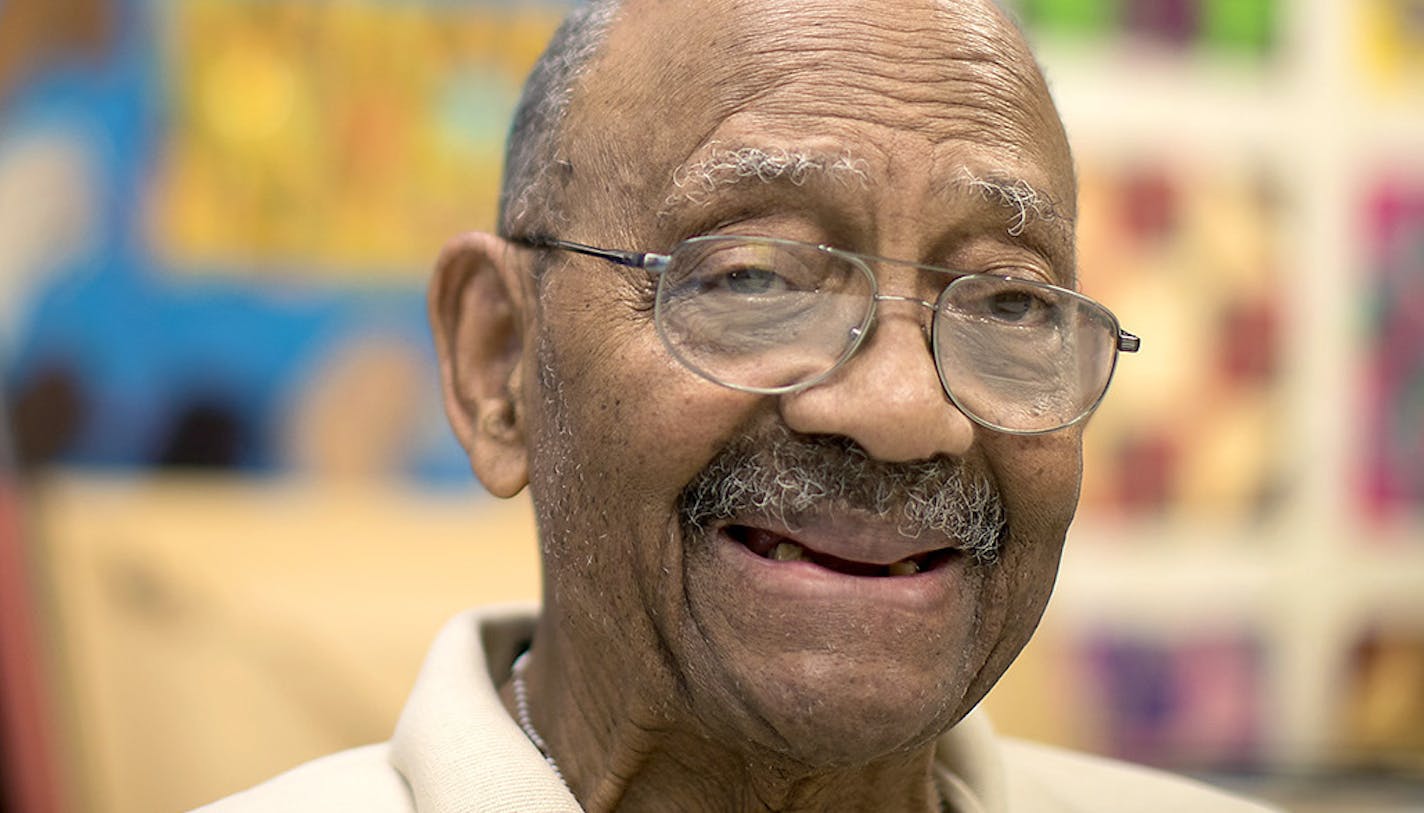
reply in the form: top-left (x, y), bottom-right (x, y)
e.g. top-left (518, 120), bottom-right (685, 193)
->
top-left (497, 0), bottom-right (623, 237)
top-left (502, 0), bottom-right (1072, 242)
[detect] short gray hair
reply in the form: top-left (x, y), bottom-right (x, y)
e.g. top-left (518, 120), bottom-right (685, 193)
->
top-left (498, 1), bottom-right (621, 238)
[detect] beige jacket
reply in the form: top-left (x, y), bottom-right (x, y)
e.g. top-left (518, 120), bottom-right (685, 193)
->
top-left (197, 605), bottom-right (1278, 812)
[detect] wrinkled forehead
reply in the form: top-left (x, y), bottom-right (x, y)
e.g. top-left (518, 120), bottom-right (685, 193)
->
top-left (561, 0), bottom-right (1073, 241)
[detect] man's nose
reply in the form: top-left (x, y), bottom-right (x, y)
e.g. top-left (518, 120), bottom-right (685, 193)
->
top-left (778, 304), bottom-right (977, 462)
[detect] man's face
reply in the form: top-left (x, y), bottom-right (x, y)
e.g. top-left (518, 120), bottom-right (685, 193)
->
top-left (513, 0), bottom-right (1081, 765)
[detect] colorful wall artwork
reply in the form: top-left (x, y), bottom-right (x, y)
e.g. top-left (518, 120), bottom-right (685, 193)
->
top-left (1357, 0), bottom-right (1424, 94)
top-left (1076, 156), bottom-right (1288, 524)
top-left (1340, 624), bottom-right (1424, 765)
top-left (1075, 629), bottom-right (1264, 769)
top-left (1361, 177), bottom-right (1424, 519)
top-left (1007, 0), bottom-right (1277, 56)
top-left (2, 0), bottom-right (571, 482)
top-left (148, 1), bottom-right (564, 279)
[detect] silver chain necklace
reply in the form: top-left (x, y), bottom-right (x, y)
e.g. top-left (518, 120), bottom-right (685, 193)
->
top-left (511, 650), bottom-right (568, 787)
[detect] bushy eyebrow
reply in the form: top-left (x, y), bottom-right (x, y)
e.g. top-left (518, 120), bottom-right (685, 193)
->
top-left (949, 168), bottom-right (1073, 240)
top-left (659, 142), bottom-right (871, 215)
top-left (655, 144), bottom-right (1075, 278)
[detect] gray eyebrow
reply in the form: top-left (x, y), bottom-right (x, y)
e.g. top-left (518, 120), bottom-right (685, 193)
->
top-left (951, 168), bottom-right (1073, 238)
top-left (657, 147), bottom-right (1074, 263)
top-left (660, 142), bottom-right (870, 214)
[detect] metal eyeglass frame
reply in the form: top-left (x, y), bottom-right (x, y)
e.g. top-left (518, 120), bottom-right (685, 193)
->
top-left (512, 233), bottom-right (1141, 435)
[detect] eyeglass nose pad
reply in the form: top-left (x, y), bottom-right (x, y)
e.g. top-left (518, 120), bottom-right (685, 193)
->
top-left (844, 301), bottom-right (938, 377)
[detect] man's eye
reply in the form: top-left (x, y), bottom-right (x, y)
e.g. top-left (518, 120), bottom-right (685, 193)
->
top-left (719, 266), bottom-right (787, 295)
top-left (988, 290), bottom-right (1037, 321)
top-left (960, 284), bottom-right (1057, 326)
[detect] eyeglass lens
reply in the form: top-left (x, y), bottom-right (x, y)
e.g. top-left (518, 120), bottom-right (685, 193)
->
top-left (932, 276), bottom-right (1119, 432)
top-left (653, 236), bottom-right (1119, 433)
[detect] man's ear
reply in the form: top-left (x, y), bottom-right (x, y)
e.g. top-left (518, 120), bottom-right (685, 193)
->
top-left (429, 232), bottom-right (530, 497)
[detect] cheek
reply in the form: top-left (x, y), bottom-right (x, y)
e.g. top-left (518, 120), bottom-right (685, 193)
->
top-left (524, 291), bottom-right (769, 571)
top-left (982, 430), bottom-right (1083, 630)
top-left (954, 435), bottom-right (1081, 712)
top-left (989, 430), bottom-right (1083, 541)
top-left (524, 292), bottom-right (774, 650)
top-left (535, 297), bottom-right (763, 499)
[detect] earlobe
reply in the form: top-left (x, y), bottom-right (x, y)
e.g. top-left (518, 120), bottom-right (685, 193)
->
top-left (429, 232), bottom-right (531, 497)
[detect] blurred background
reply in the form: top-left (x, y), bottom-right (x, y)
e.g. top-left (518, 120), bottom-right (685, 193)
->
top-left (0, 0), bottom-right (1420, 811)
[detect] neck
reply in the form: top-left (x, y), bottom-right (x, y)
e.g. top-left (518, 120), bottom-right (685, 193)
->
top-left (501, 618), bottom-right (948, 813)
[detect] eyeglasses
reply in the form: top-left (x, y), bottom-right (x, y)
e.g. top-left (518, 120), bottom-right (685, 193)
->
top-left (514, 234), bottom-right (1140, 435)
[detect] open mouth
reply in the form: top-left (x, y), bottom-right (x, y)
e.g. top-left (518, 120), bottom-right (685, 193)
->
top-left (724, 524), bottom-right (958, 578)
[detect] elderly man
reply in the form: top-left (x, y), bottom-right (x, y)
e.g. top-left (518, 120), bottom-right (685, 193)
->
top-left (203, 0), bottom-right (1276, 810)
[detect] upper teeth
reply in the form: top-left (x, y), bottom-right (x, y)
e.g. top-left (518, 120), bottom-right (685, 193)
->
top-left (888, 560), bottom-right (920, 576)
top-left (770, 541), bottom-right (807, 561)
top-left (766, 540), bottom-right (922, 576)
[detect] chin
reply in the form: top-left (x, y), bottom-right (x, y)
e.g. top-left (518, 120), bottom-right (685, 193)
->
top-left (673, 520), bottom-right (1004, 766)
top-left (705, 646), bottom-right (973, 769)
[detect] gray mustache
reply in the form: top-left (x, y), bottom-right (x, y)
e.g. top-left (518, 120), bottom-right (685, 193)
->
top-left (678, 426), bottom-right (1007, 564)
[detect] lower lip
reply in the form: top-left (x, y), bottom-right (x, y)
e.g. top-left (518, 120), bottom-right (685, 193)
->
top-left (714, 529), bottom-right (966, 609)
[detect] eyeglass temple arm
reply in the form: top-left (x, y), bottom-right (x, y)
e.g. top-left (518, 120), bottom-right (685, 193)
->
top-left (1117, 331), bottom-right (1141, 353)
top-left (517, 236), bottom-right (668, 271)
